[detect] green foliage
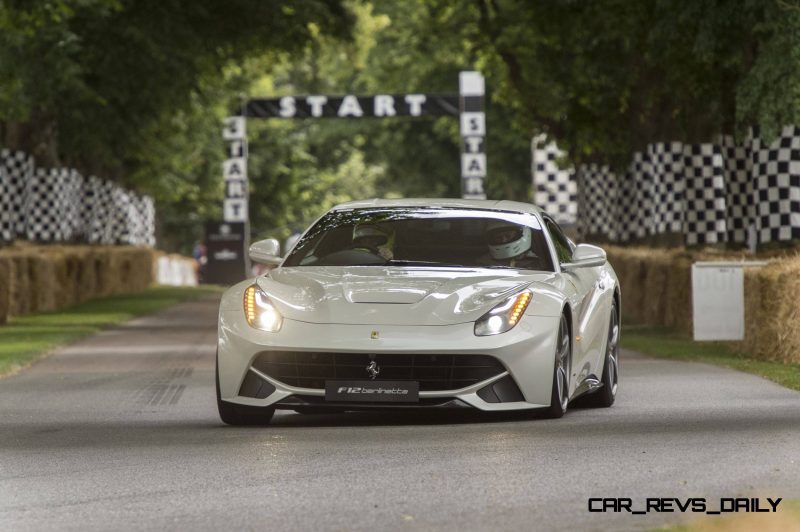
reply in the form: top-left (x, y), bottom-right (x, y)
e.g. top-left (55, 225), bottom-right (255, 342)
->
top-left (4, 1), bottom-right (800, 251)
top-left (470, 0), bottom-right (800, 165)
top-left (0, 0), bottom-right (353, 251)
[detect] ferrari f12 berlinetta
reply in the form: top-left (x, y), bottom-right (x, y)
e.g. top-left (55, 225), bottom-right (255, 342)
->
top-left (216, 199), bottom-right (620, 425)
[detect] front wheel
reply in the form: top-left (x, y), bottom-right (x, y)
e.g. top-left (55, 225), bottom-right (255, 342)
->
top-left (216, 355), bottom-right (275, 426)
top-left (584, 301), bottom-right (619, 408)
top-left (543, 314), bottom-right (571, 419)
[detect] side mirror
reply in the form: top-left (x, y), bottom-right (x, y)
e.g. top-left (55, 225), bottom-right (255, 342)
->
top-left (561, 243), bottom-right (606, 270)
top-left (249, 238), bottom-right (282, 265)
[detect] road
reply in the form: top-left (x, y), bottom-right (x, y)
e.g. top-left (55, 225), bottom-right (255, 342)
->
top-left (0, 296), bottom-right (799, 531)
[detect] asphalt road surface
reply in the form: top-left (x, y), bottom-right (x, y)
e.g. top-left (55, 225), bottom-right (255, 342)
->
top-left (1, 296), bottom-right (799, 531)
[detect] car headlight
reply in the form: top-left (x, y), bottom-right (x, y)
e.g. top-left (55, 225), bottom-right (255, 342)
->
top-left (474, 290), bottom-right (532, 336)
top-left (244, 284), bottom-right (283, 332)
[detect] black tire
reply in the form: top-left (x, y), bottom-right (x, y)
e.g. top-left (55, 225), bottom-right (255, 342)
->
top-left (543, 313), bottom-right (571, 419)
top-left (584, 301), bottom-right (619, 408)
top-left (216, 355), bottom-right (275, 426)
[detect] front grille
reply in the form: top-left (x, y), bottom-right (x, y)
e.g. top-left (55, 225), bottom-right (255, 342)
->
top-left (251, 351), bottom-right (505, 392)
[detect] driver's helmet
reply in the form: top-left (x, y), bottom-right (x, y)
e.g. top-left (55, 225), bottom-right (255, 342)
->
top-left (352, 224), bottom-right (390, 251)
top-left (486, 220), bottom-right (531, 260)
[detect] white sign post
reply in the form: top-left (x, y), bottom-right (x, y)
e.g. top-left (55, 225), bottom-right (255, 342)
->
top-left (691, 261), bottom-right (767, 341)
top-left (459, 71), bottom-right (486, 199)
top-left (222, 117), bottom-right (248, 224)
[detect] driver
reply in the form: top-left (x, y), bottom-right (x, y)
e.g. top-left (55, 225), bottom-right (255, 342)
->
top-left (483, 220), bottom-right (542, 269)
top-left (351, 223), bottom-right (394, 260)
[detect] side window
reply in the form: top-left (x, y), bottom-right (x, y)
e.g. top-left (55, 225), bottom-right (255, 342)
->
top-left (545, 218), bottom-right (573, 265)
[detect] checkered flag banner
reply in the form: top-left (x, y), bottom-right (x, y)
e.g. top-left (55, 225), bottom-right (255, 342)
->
top-left (750, 125), bottom-right (800, 244)
top-left (682, 144), bottom-right (728, 245)
top-left (531, 138), bottom-right (578, 224)
top-left (576, 163), bottom-right (617, 238)
top-left (571, 128), bottom-right (800, 247)
top-left (0, 149), bottom-right (34, 243)
top-left (716, 135), bottom-right (753, 245)
top-left (648, 142), bottom-right (685, 235)
top-left (0, 149), bottom-right (155, 247)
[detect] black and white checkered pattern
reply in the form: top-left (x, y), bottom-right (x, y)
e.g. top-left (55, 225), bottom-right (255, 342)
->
top-left (682, 144), bottom-right (728, 245)
top-left (749, 126), bottom-right (800, 244)
top-left (647, 142), bottom-right (685, 234)
top-left (23, 168), bottom-right (88, 243)
top-left (532, 140), bottom-right (578, 224)
top-left (630, 152), bottom-right (653, 238)
top-left (25, 168), bottom-right (67, 242)
top-left (570, 131), bottom-right (800, 247)
top-left (576, 163), bottom-right (617, 238)
top-left (63, 169), bottom-right (84, 242)
top-left (614, 167), bottom-right (639, 243)
top-left (85, 176), bottom-right (116, 244)
top-left (0, 156), bottom-right (10, 243)
top-left (0, 149), bottom-right (34, 242)
top-left (136, 195), bottom-right (156, 247)
top-left (717, 135), bottom-right (753, 245)
top-left (0, 150), bottom-right (155, 247)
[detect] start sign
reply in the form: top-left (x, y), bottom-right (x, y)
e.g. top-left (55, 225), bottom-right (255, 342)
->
top-left (223, 70), bottom-right (487, 213)
top-left (246, 94), bottom-right (458, 119)
top-left (210, 71), bottom-right (488, 284)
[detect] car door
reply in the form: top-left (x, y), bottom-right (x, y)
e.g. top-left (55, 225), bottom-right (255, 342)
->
top-left (543, 217), bottom-right (605, 391)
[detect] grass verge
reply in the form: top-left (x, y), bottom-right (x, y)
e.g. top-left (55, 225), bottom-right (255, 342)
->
top-left (623, 326), bottom-right (800, 392)
top-left (0, 285), bottom-right (223, 378)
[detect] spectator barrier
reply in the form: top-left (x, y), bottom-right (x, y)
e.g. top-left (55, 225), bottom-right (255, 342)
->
top-left (533, 126), bottom-right (800, 247)
top-left (0, 149), bottom-right (155, 247)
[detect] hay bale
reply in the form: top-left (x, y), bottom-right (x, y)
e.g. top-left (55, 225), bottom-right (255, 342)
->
top-left (608, 249), bottom-right (650, 326)
top-left (743, 258), bottom-right (800, 363)
top-left (41, 246), bottom-right (71, 309)
top-left (93, 247), bottom-right (113, 297)
top-left (7, 252), bottom-right (31, 316)
top-left (0, 256), bottom-right (10, 324)
top-left (641, 253), bottom-right (671, 326)
top-left (0, 244), bottom-right (157, 319)
top-left (27, 251), bottom-right (57, 313)
top-left (664, 256), bottom-right (693, 334)
top-left (75, 247), bottom-right (97, 303)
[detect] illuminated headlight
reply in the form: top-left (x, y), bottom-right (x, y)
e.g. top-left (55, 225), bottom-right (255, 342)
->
top-left (244, 285), bottom-right (283, 332)
top-left (474, 290), bottom-right (532, 336)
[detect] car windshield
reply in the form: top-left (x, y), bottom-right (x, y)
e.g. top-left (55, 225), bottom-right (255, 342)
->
top-left (283, 207), bottom-right (554, 271)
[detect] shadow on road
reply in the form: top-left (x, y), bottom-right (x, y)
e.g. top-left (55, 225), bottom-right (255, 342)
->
top-left (2, 403), bottom-right (800, 454)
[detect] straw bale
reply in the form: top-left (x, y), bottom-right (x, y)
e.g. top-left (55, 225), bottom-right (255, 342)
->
top-left (0, 256), bottom-right (10, 324)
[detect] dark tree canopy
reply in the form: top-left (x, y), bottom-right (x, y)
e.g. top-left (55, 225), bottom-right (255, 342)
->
top-left (3, 1), bottom-right (799, 251)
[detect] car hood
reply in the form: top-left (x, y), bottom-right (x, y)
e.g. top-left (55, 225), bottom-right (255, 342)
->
top-left (257, 266), bottom-right (556, 326)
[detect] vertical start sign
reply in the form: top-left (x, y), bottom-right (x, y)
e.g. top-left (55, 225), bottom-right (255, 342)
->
top-left (459, 71), bottom-right (486, 199)
top-left (204, 116), bottom-right (249, 284)
top-left (222, 116), bottom-right (248, 223)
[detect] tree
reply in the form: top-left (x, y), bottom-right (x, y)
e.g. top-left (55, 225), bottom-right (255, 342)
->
top-left (0, 0), bottom-right (353, 173)
top-left (470, 0), bottom-right (800, 165)
top-left (0, 0), bottom-right (354, 251)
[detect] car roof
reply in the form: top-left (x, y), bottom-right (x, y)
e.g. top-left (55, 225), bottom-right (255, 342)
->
top-left (330, 198), bottom-right (545, 216)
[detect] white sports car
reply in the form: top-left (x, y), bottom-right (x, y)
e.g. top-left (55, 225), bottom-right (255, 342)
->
top-left (216, 199), bottom-right (620, 425)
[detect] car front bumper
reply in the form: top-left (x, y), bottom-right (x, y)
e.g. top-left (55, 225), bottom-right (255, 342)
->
top-left (218, 307), bottom-right (561, 412)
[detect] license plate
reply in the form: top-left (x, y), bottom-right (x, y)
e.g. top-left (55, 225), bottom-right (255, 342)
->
top-left (325, 380), bottom-right (419, 403)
